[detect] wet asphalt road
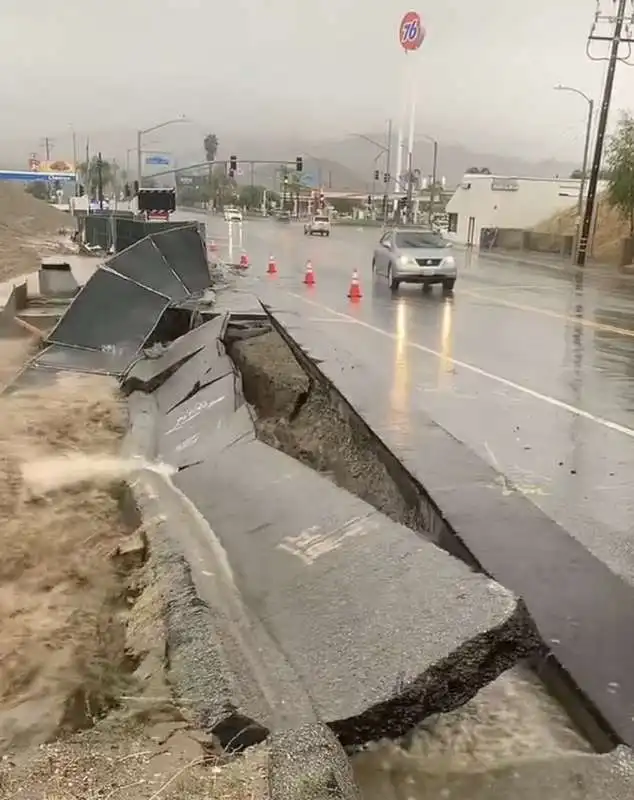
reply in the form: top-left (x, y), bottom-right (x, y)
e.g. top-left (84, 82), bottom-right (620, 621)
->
top-left (190, 213), bottom-right (634, 589)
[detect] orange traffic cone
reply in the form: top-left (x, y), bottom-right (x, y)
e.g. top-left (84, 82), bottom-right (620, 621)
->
top-left (347, 269), bottom-right (362, 301)
top-left (267, 255), bottom-right (278, 275)
top-left (239, 253), bottom-right (249, 269)
top-left (303, 260), bottom-right (315, 286)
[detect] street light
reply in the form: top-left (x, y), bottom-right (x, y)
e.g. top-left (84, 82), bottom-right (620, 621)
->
top-left (554, 84), bottom-right (594, 258)
top-left (136, 115), bottom-right (187, 185)
top-left (419, 134), bottom-right (439, 224)
top-left (351, 121), bottom-right (393, 220)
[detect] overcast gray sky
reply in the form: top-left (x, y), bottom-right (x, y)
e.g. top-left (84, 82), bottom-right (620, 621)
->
top-left (1, 0), bottom-right (633, 161)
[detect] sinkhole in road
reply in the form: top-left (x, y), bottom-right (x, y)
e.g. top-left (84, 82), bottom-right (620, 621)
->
top-left (224, 318), bottom-right (601, 798)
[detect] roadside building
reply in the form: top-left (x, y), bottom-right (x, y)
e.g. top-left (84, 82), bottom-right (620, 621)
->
top-left (445, 174), bottom-right (608, 248)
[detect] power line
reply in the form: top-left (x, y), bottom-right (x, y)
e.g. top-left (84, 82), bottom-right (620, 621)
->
top-left (577, 0), bottom-right (633, 266)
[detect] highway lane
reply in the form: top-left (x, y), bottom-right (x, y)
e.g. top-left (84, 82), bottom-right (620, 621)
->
top-left (192, 212), bottom-right (634, 588)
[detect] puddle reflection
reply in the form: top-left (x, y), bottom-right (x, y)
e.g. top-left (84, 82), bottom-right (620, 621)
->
top-left (388, 300), bottom-right (409, 427)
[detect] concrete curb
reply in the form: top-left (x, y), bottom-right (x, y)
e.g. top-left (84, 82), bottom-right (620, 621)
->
top-left (122, 387), bottom-right (360, 796)
top-left (268, 724), bottom-right (360, 800)
top-left (121, 391), bottom-right (269, 752)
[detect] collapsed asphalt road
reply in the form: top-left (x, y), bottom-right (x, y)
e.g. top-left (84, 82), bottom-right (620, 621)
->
top-left (182, 211), bottom-right (634, 744)
top-left (192, 212), bottom-right (634, 590)
top-left (15, 216), bottom-right (634, 797)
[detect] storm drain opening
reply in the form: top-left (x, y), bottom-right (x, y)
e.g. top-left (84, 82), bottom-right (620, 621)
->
top-left (221, 317), bottom-right (625, 797)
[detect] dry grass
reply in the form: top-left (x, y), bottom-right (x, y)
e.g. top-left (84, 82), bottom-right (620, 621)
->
top-left (534, 194), bottom-right (629, 264)
top-left (0, 372), bottom-right (130, 752)
top-left (0, 184), bottom-right (72, 281)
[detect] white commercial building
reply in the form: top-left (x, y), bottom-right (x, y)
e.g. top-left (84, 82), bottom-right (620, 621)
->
top-left (445, 174), bottom-right (608, 248)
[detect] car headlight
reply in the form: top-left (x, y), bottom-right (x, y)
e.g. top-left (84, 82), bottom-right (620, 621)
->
top-left (398, 255), bottom-right (415, 266)
top-left (443, 256), bottom-right (456, 267)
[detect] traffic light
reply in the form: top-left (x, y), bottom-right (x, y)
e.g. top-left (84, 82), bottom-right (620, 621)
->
top-left (319, 191), bottom-right (325, 208)
top-left (374, 169), bottom-right (380, 181)
top-left (367, 194), bottom-right (372, 206)
top-left (230, 155), bottom-right (237, 172)
top-left (283, 175), bottom-right (289, 185)
top-left (124, 183), bottom-right (131, 199)
top-left (383, 172), bottom-right (390, 183)
top-left (296, 156), bottom-right (303, 172)
top-left (78, 184), bottom-right (85, 197)
top-left (133, 180), bottom-right (140, 196)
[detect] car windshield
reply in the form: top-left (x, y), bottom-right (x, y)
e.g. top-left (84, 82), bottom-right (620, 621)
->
top-left (394, 231), bottom-right (448, 249)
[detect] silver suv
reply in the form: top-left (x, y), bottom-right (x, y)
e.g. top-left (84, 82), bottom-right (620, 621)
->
top-left (372, 228), bottom-right (457, 293)
top-left (304, 215), bottom-right (331, 236)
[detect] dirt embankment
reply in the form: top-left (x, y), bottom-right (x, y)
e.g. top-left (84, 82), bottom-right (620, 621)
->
top-left (0, 184), bottom-right (73, 282)
top-left (0, 371), bottom-right (267, 799)
top-left (534, 195), bottom-right (628, 264)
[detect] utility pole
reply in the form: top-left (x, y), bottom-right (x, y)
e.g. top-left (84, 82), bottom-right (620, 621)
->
top-left (406, 151), bottom-right (414, 224)
top-left (577, 0), bottom-right (633, 266)
top-left (429, 138), bottom-right (438, 225)
top-left (71, 128), bottom-right (79, 196)
top-left (44, 137), bottom-right (52, 160)
top-left (97, 152), bottom-right (104, 211)
top-left (384, 118), bottom-right (392, 221)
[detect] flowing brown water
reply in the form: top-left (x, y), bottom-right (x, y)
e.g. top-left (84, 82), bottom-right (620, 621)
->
top-left (351, 665), bottom-right (592, 798)
top-left (20, 453), bottom-right (176, 494)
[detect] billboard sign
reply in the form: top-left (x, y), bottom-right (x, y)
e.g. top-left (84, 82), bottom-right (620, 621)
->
top-left (491, 178), bottom-right (519, 192)
top-left (0, 170), bottom-right (76, 183)
top-left (30, 159), bottom-right (76, 176)
top-left (145, 154), bottom-right (171, 166)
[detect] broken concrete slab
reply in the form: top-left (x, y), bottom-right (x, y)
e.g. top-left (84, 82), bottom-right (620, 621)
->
top-left (38, 259), bottom-right (80, 298)
top-left (269, 723), bottom-right (361, 800)
top-left (33, 343), bottom-right (134, 376)
top-left (121, 316), bottom-right (225, 395)
top-left (353, 746), bottom-right (634, 800)
top-left (154, 343), bottom-right (234, 414)
top-left (174, 436), bottom-right (539, 746)
top-left (105, 237), bottom-right (189, 301)
top-left (160, 402), bottom-right (255, 468)
top-left (48, 267), bottom-right (170, 354)
top-left (158, 374), bottom-right (237, 467)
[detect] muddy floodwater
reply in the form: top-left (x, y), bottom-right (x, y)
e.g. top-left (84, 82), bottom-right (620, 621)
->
top-left (351, 665), bottom-right (591, 799)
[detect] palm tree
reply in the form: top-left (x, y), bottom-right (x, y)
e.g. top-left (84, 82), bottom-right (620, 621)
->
top-left (203, 134), bottom-right (219, 162)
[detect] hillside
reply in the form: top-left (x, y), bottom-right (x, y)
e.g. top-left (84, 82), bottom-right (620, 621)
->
top-left (534, 195), bottom-right (628, 264)
top-left (0, 185), bottom-right (71, 281)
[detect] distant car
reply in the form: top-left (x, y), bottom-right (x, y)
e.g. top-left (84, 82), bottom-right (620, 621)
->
top-left (304, 215), bottom-right (331, 236)
top-left (304, 214), bottom-right (331, 236)
top-left (372, 228), bottom-right (456, 293)
top-left (224, 206), bottom-right (242, 222)
top-left (277, 211), bottom-right (291, 223)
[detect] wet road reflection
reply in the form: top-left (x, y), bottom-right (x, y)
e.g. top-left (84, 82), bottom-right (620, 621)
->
top-left (191, 214), bottom-right (634, 587)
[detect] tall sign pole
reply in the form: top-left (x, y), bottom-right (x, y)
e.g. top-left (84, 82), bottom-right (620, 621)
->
top-left (398, 11), bottom-right (425, 223)
top-left (576, 0), bottom-right (633, 266)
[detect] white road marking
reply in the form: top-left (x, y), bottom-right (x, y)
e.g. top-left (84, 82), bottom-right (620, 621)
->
top-left (286, 291), bottom-right (634, 440)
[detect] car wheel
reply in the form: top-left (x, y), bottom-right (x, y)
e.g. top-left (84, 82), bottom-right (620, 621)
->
top-left (443, 279), bottom-right (456, 294)
top-left (387, 266), bottom-right (399, 292)
top-left (326, 232), bottom-right (330, 237)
